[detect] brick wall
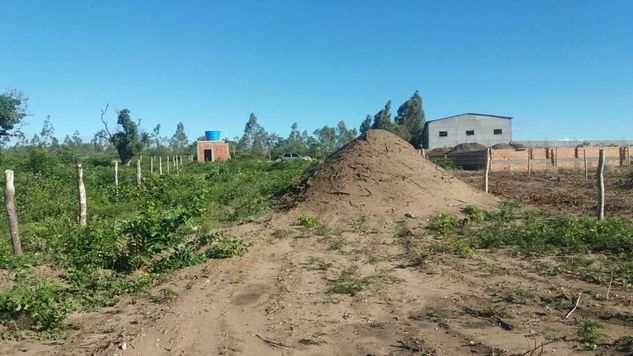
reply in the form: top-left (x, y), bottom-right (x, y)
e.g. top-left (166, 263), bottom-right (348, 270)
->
top-left (196, 141), bottom-right (231, 162)
top-left (490, 146), bottom-right (629, 172)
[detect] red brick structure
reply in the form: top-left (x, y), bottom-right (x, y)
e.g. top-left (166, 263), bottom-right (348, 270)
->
top-left (196, 141), bottom-right (231, 162)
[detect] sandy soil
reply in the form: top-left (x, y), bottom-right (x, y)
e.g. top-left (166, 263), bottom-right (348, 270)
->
top-left (3, 133), bottom-right (632, 355)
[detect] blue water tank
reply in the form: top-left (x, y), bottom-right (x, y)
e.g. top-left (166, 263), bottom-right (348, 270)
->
top-left (205, 130), bottom-right (221, 141)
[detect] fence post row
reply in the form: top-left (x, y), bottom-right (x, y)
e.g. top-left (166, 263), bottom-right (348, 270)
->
top-left (5, 170), bottom-right (22, 256)
top-left (114, 160), bottom-right (119, 186)
top-left (526, 149), bottom-right (531, 175)
top-left (136, 159), bottom-right (142, 187)
top-left (583, 148), bottom-right (588, 179)
top-left (77, 164), bottom-right (87, 227)
top-left (597, 149), bottom-right (605, 221)
top-left (484, 148), bottom-right (491, 193)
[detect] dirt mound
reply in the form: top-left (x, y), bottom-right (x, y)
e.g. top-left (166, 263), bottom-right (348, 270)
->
top-left (451, 142), bottom-right (487, 153)
top-left (286, 130), bottom-right (496, 224)
top-left (430, 147), bottom-right (452, 154)
top-left (491, 143), bottom-right (513, 149)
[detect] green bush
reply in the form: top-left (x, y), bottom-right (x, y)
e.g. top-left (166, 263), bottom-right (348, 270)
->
top-left (462, 205), bottom-right (487, 222)
top-left (428, 214), bottom-right (458, 233)
top-left (0, 278), bottom-right (74, 331)
top-left (206, 235), bottom-right (251, 259)
top-left (0, 156), bottom-right (313, 332)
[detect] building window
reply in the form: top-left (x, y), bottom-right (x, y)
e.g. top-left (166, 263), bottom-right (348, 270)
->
top-left (466, 130), bottom-right (475, 136)
top-left (494, 129), bottom-right (503, 135)
top-left (439, 131), bottom-right (448, 137)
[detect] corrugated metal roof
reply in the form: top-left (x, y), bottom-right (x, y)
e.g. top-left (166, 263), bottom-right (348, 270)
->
top-left (425, 113), bottom-right (513, 124)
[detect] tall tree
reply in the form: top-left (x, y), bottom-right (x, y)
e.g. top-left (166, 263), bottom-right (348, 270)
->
top-left (395, 90), bottom-right (425, 147)
top-left (92, 129), bottom-right (110, 151)
top-left (371, 100), bottom-right (394, 131)
top-left (0, 90), bottom-right (27, 138)
top-left (39, 115), bottom-right (55, 147)
top-left (151, 124), bottom-right (163, 148)
top-left (106, 109), bottom-right (147, 165)
top-left (30, 134), bottom-right (41, 147)
top-left (237, 113), bottom-right (267, 157)
top-left (285, 122), bottom-right (305, 154)
top-left (336, 121), bottom-right (357, 146)
top-left (360, 114), bottom-right (372, 134)
top-left (170, 122), bottom-right (188, 151)
top-left (71, 130), bottom-right (83, 146)
top-left (313, 125), bottom-right (337, 157)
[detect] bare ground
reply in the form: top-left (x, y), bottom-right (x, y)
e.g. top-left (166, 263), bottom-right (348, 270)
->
top-left (455, 167), bottom-right (633, 222)
top-left (3, 211), bottom-right (633, 356)
top-left (3, 137), bottom-right (633, 355)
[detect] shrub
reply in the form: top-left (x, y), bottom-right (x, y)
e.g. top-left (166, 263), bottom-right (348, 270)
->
top-left (0, 278), bottom-right (74, 331)
top-left (577, 320), bottom-right (604, 345)
top-left (206, 235), bottom-right (251, 259)
top-left (428, 214), bottom-right (458, 233)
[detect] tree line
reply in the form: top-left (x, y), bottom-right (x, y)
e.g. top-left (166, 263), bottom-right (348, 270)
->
top-left (232, 90), bottom-right (425, 159)
top-left (0, 89), bottom-right (426, 163)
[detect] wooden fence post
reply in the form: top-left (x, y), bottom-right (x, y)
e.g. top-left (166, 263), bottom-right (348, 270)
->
top-left (136, 159), bottom-right (142, 187)
top-left (167, 156), bottom-right (171, 174)
top-left (159, 156), bottom-right (163, 175)
top-left (114, 160), bottom-right (119, 186)
top-left (485, 148), bottom-right (491, 193)
top-left (628, 144), bottom-right (631, 166)
top-left (583, 148), bottom-right (588, 179)
top-left (597, 149), bottom-right (605, 221)
top-left (554, 148), bottom-right (558, 167)
top-left (150, 156), bottom-right (154, 174)
top-left (77, 164), bottom-right (87, 227)
top-left (5, 170), bottom-right (22, 256)
top-left (527, 149), bottom-right (532, 175)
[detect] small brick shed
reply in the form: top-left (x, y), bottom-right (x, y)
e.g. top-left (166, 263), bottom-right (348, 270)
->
top-left (196, 141), bottom-right (231, 162)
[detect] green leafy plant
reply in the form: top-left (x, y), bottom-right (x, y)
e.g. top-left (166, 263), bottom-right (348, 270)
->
top-left (206, 235), bottom-right (251, 259)
top-left (462, 205), bottom-right (487, 222)
top-left (327, 268), bottom-right (366, 296)
top-left (307, 257), bottom-right (331, 271)
top-left (428, 214), bottom-right (458, 233)
top-left (0, 278), bottom-right (75, 331)
top-left (577, 320), bottom-right (604, 345)
top-left (299, 214), bottom-right (319, 228)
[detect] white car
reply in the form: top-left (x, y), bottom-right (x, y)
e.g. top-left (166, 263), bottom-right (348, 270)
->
top-left (281, 153), bottom-right (311, 161)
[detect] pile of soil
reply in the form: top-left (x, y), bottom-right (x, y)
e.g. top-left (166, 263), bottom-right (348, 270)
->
top-left (450, 142), bottom-right (487, 153)
top-left (429, 147), bottom-right (452, 154)
top-left (285, 130), bottom-right (496, 224)
top-left (491, 143), bottom-right (513, 149)
top-left (510, 142), bottom-right (527, 150)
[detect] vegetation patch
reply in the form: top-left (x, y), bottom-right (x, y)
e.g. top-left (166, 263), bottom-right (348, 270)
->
top-left (0, 159), bottom-right (312, 332)
top-left (422, 201), bottom-right (633, 284)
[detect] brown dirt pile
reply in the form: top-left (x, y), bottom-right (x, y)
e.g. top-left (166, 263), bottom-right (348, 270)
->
top-left (286, 130), bottom-right (497, 223)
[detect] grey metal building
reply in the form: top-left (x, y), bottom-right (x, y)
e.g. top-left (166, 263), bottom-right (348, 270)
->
top-left (423, 113), bottom-right (512, 150)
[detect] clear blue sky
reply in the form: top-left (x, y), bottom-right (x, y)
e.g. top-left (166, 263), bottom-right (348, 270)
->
top-left (1, 0), bottom-right (632, 142)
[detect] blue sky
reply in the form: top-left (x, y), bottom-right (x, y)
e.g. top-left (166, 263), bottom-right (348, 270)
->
top-left (1, 0), bottom-right (632, 142)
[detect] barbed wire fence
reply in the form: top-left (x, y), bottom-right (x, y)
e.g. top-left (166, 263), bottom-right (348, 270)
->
top-left (419, 145), bottom-right (632, 221)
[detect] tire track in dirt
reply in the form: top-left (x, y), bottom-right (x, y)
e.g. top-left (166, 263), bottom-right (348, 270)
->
top-left (121, 237), bottom-right (293, 356)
